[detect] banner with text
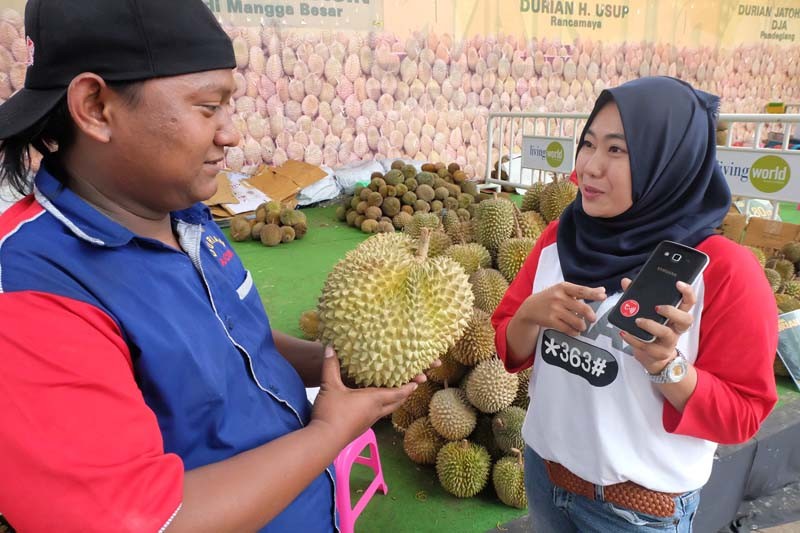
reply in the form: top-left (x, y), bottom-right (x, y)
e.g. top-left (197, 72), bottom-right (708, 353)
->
top-left (203, 0), bottom-right (381, 30)
top-left (521, 136), bottom-right (575, 173)
top-left (718, 148), bottom-right (800, 203)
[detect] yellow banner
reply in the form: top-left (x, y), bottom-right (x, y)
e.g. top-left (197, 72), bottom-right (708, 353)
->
top-left (381, 1), bottom-right (800, 47)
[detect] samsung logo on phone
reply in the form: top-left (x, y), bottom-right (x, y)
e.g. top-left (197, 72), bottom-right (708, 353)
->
top-left (657, 266), bottom-right (677, 277)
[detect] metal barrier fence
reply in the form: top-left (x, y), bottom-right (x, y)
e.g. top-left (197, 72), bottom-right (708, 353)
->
top-left (482, 111), bottom-right (800, 220)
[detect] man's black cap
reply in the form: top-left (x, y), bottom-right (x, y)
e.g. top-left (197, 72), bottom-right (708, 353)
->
top-left (0, 0), bottom-right (236, 139)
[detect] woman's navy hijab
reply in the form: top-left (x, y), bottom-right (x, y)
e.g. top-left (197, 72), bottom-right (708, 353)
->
top-left (557, 76), bottom-right (731, 293)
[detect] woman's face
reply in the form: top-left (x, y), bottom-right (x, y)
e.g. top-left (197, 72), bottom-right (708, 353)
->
top-left (575, 102), bottom-right (633, 218)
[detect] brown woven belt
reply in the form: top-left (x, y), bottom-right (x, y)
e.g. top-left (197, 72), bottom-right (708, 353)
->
top-left (544, 461), bottom-right (681, 518)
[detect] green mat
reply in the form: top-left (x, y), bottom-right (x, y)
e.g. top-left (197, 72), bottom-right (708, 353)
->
top-left (227, 200), bottom-right (800, 533)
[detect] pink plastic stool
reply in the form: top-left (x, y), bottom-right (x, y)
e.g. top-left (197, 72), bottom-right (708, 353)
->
top-left (333, 427), bottom-right (388, 533)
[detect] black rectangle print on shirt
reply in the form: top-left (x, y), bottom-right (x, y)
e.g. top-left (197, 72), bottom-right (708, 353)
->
top-left (540, 329), bottom-right (619, 387)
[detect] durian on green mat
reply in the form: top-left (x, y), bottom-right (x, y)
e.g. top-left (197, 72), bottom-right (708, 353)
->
top-left (317, 230), bottom-right (473, 387)
top-left (436, 440), bottom-right (492, 498)
top-left (493, 448), bottom-right (527, 509)
top-left (229, 201), bottom-right (308, 245)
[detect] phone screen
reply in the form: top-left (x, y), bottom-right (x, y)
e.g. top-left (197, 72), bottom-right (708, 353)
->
top-left (608, 241), bottom-right (709, 342)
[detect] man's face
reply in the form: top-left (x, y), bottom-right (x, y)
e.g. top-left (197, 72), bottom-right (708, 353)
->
top-left (107, 69), bottom-right (239, 213)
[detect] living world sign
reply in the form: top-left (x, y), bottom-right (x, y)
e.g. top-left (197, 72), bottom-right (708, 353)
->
top-left (521, 136), bottom-right (574, 173)
top-left (717, 148), bottom-right (800, 202)
top-left (203, 0), bottom-right (380, 29)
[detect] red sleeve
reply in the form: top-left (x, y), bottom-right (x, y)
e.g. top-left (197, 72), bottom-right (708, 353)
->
top-left (492, 221), bottom-right (559, 373)
top-left (0, 291), bottom-right (184, 532)
top-left (663, 236), bottom-right (778, 444)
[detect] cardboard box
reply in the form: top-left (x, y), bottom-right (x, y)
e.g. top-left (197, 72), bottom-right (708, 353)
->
top-left (742, 217), bottom-right (800, 250)
top-left (720, 212), bottom-right (747, 243)
top-left (203, 161), bottom-right (328, 220)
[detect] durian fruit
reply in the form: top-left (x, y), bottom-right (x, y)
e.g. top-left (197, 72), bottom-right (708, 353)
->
top-left (520, 181), bottom-right (547, 212)
top-left (392, 404), bottom-right (417, 433)
top-left (426, 347), bottom-right (468, 385)
top-left (512, 368), bottom-right (532, 409)
top-left (493, 448), bottom-right (527, 509)
top-left (445, 243), bottom-right (492, 276)
top-left (465, 358), bottom-right (518, 414)
top-left (318, 230), bottom-right (474, 386)
top-left (436, 440), bottom-right (491, 498)
top-left (293, 222), bottom-right (308, 239)
top-left (452, 307), bottom-right (495, 366)
top-left (764, 268), bottom-right (783, 292)
top-left (776, 293), bottom-right (800, 313)
top-left (264, 201), bottom-right (282, 224)
top-left (784, 280), bottom-right (800, 299)
top-left (773, 259), bottom-right (795, 282)
top-left (411, 230), bottom-right (452, 257)
top-left (393, 211), bottom-right (414, 230)
top-left (517, 209), bottom-right (546, 240)
top-left (497, 218), bottom-right (536, 283)
top-left (470, 414), bottom-right (504, 460)
top-left (280, 207), bottom-right (307, 227)
top-left (260, 223), bottom-right (282, 246)
top-left (540, 179), bottom-right (578, 222)
top-left (476, 196), bottom-right (515, 254)
top-left (492, 406), bottom-right (526, 454)
top-left (298, 309), bottom-right (320, 340)
top-left (429, 387), bottom-right (478, 441)
top-left (404, 417), bottom-right (445, 465)
top-left (781, 242), bottom-right (800, 263)
top-left (280, 225), bottom-right (296, 243)
top-left (404, 212), bottom-right (441, 238)
top-left (469, 268), bottom-right (510, 314)
top-left (230, 216), bottom-right (251, 242)
top-left (402, 380), bottom-right (441, 419)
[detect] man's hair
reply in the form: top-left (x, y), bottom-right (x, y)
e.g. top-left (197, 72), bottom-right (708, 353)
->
top-left (0, 81), bottom-right (143, 196)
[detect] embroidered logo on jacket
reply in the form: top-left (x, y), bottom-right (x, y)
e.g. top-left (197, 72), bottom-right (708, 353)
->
top-left (205, 235), bottom-right (234, 266)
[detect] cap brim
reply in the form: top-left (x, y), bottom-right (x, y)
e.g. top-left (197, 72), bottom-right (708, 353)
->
top-left (0, 86), bottom-right (67, 139)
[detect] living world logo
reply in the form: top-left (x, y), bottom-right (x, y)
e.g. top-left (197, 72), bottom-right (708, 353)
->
top-left (749, 155), bottom-right (791, 193)
top-left (546, 141), bottom-right (565, 168)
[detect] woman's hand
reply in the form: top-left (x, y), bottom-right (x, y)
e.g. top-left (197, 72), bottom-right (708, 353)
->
top-left (619, 278), bottom-right (695, 374)
top-left (518, 281), bottom-right (607, 336)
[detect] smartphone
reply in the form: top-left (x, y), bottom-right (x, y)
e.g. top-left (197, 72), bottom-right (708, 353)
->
top-left (608, 240), bottom-right (710, 343)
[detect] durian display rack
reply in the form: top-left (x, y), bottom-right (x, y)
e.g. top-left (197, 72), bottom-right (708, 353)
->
top-left (226, 202), bottom-right (800, 533)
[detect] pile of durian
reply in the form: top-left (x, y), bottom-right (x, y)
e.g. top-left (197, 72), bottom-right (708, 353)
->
top-left (229, 201), bottom-right (308, 246)
top-left (335, 160), bottom-right (485, 234)
top-left (298, 180), bottom-right (578, 508)
top-left (747, 241), bottom-right (800, 379)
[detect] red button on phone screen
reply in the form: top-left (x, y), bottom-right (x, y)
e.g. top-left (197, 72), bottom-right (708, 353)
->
top-left (620, 299), bottom-right (639, 318)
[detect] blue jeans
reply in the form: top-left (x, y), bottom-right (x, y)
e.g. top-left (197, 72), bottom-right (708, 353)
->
top-left (524, 446), bottom-right (700, 532)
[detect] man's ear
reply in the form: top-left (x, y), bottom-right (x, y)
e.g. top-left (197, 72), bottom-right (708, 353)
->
top-left (66, 73), bottom-right (115, 144)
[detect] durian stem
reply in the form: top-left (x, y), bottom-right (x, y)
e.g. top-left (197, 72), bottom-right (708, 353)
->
top-left (416, 228), bottom-right (431, 261)
top-left (511, 447), bottom-right (523, 465)
top-left (512, 205), bottom-right (523, 239)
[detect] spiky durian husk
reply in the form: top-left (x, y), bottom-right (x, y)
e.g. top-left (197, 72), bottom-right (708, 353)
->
top-left (476, 198), bottom-right (515, 253)
top-left (445, 243), bottom-right (492, 276)
top-left (404, 417), bottom-right (445, 465)
top-left (469, 268), bottom-right (510, 314)
top-left (319, 232), bottom-right (473, 387)
top-left (491, 406), bottom-right (526, 454)
top-left (520, 181), bottom-right (547, 212)
top-left (429, 388), bottom-right (478, 441)
top-left (436, 440), bottom-right (491, 498)
top-left (540, 180), bottom-right (578, 222)
top-left (497, 237), bottom-right (537, 282)
top-left (465, 358), bottom-right (518, 414)
top-left (452, 307), bottom-right (496, 366)
top-left (493, 451), bottom-right (527, 509)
